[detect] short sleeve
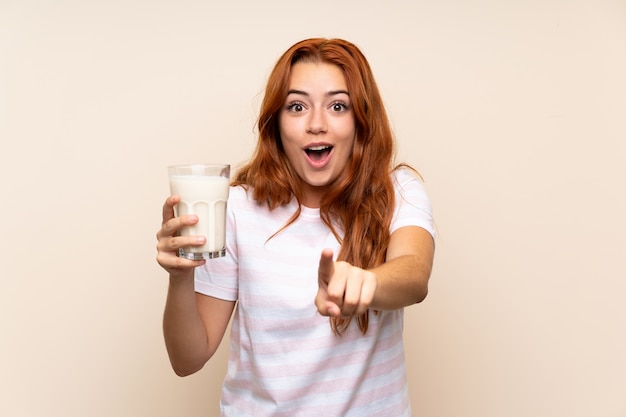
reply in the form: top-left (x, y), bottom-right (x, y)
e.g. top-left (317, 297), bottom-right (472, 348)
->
top-left (390, 167), bottom-right (435, 239)
top-left (193, 186), bottom-right (241, 301)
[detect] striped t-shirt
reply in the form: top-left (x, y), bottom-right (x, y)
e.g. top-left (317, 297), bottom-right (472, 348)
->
top-left (195, 167), bottom-right (435, 417)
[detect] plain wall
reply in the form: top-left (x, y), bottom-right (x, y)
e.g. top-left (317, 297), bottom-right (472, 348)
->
top-left (1, 0), bottom-right (625, 416)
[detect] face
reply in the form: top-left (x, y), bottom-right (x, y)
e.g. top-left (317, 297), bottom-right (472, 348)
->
top-left (279, 61), bottom-right (356, 207)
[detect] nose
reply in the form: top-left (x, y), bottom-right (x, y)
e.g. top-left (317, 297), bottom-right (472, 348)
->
top-left (306, 108), bottom-right (327, 134)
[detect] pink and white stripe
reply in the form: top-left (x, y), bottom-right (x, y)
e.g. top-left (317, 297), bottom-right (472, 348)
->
top-left (195, 168), bottom-right (434, 416)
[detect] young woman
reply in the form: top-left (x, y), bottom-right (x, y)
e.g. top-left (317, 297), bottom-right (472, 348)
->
top-left (156, 38), bottom-right (435, 416)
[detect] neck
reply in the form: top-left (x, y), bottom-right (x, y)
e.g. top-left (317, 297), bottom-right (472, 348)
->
top-left (301, 184), bottom-right (327, 208)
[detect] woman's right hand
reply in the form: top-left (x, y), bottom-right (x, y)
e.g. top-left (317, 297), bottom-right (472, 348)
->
top-left (156, 195), bottom-right (206, 278)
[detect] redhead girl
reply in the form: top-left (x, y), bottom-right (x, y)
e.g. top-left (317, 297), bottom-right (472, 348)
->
top-left (156, 38), bottom-right (435, 416)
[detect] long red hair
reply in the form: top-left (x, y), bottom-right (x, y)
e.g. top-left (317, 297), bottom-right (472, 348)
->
top-left (233, 38), bottom-right (396, 334)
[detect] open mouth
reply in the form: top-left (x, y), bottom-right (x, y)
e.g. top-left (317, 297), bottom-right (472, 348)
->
top-left (304, 145), bottom-right (333, 162)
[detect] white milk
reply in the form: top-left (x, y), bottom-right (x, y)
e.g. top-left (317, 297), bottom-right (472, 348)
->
top-left (169, 175), bottom-right (230, 256)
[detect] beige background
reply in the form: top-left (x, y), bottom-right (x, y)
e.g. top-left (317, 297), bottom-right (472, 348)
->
top-left (1, 0), bottom-right (625, 416)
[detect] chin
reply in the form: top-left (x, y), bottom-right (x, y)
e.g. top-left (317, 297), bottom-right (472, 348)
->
top-left (305, 172), bottom-right (335, 186)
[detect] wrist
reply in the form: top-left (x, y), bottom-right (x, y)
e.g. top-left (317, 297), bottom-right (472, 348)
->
top-left (169, 269), bottom-right (195, 286)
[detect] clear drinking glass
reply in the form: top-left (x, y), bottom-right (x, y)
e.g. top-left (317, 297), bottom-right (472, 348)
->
top-left (168, 163), bottom-right (230, 260)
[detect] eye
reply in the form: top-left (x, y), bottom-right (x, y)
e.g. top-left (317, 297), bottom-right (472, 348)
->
top-left (330, 102), bottom-right (349, 112)
top-left (286, 102), bottom-right (305, 112)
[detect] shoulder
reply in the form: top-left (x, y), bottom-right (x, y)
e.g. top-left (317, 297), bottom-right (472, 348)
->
top-left (389, 165), bottom-right (435, 237)
top-left (227, 185), bottom-right (293, 223)
top-left (391, 165), bottom-right (426, 191)
top-left (229, 184), bottom-right (249, 198)
top-left (228, 185), bottom-right (255, 208)
top-left (225, 185), bottom-right (260, 221)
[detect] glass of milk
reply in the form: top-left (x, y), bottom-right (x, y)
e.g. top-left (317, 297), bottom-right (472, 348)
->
top-left (167, 163), bottom-right (230, 260)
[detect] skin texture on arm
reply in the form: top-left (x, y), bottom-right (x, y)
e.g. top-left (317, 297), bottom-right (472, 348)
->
top-left (158, 195), bottom-right (236, 376)
top-left (316, 225), bottom-right (434, 318)
top-left (163, 276), bottom-right (235, 376)
top-left (370, 225), bottom-right (434, 309)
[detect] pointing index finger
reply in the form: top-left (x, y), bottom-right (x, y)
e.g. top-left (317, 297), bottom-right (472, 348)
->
top-left (318, 248), bottom-right (335, 284)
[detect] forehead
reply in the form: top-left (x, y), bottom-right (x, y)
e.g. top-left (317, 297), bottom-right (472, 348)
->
top-left (288, 61), bottom-right (348, 91)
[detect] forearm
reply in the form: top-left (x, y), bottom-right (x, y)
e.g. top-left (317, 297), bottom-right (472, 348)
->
top-left (369, 254), bottom-right (431, 310)
top-left (163, 274), bottom-right (211, 376)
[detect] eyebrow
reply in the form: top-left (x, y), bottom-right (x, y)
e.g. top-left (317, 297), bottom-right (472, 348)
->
top-left (287, 89), bottom-right (350, 97)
